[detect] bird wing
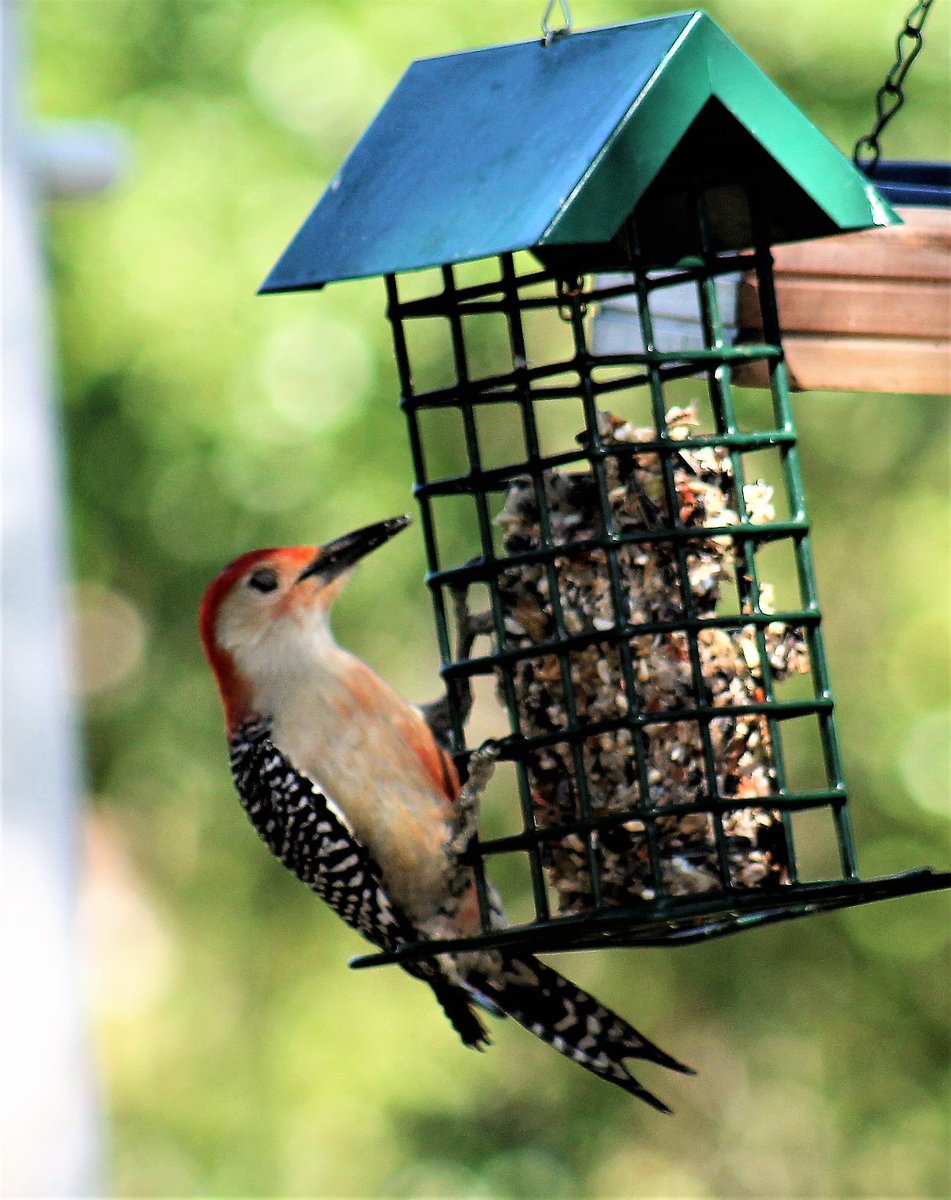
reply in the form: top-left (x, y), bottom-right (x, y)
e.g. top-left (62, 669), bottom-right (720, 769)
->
top-left (230, 717), bottom-right (418, 951)
top-left (228, 718), bottom-right (489, 1047)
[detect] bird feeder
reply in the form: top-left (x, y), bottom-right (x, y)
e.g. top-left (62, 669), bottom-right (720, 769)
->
top-left (260, 12), bottom-right (950, 967)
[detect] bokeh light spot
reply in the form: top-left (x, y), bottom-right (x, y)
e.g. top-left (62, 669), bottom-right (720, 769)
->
top-left (258, 312), bottom-right (375, 435)
top-left (70, 583), bottom-right (147, 696)
top-left (247, 13), bottom-right (383, 141)
top-left (900, 709), bottom-right (951, 820)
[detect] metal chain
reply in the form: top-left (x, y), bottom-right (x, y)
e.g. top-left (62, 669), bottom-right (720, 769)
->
top-left (854, 0), bottom-right (938, 172)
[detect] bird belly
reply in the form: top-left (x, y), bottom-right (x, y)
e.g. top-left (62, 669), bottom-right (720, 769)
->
top-left (271, 680), bottom-right (456, 928)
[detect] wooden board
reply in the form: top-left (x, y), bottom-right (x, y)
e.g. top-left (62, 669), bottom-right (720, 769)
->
top-left (734, 335), bottom-right (950, 394)
top-left (738, 277), bottom-right (948, 341)
top-left (768, 206), bottom-right (950, 282)
top-left (737, 206), bottom-right (951, 395)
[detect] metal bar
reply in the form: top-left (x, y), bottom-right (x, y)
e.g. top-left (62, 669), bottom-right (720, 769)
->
top-left (416, 456), bottom-right (807, 501)
top-left (562, 281), bottom-right (649, 904)
top-left (390, 267), bottom-right (553, 315)
top-left (388, 253), bottom-right (757, 319)
top-left (418, 421), bottom-right (799, 452)
top-left (625, 211), bottom-right (734, 890)
top-left (349, 869), bottom-right (951, 968)
top-left (496, 251), bottom-right (554, 923)
top-left (750, 216), bottom-right (858, 882)
top-left (441, 607), bottom-right (821, 675)
top-left (471, 701), bottom-right (835, 763)
top-left (404, 356), bottom-right (784, 412)
top-left (438, 262), bottom-right (520, 932)
top-left (499, 270), bottom-right (608, 910)
top-left (476, 788), bottom-right (849, 857)
top-left (389, 272), bottom-right (502, 929)
top-left (419, 475), bottom-right (810, 531)
top-left (693, 189), bottom-right (797, 885)
top-left (446, 635), bottom-right (833, 698)
top-left (400, 345), bottom-right (783, 416)
top-left (564, 255), bottom-right (667, 895)
top-left (386, 274), bottom-right (460, 735)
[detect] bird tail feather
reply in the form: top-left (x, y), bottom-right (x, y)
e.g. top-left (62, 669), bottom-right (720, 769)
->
top-left (475, 954), bottom-right (694, 1112)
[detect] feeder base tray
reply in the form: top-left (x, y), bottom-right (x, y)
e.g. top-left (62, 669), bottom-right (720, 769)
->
top-left (350, 869), bottom-right (951, 967)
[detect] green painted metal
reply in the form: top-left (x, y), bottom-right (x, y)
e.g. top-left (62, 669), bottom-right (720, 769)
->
top-left (360, 230), bottom-right (951, 964)
top-left (261, 11), bottom-right (899, 293)
top-left (349, 871), bottom-right (951, 964)
top-left (547, 14), bottom-right (900, 249)
top-left (258, 14), bottom-right (948, 964)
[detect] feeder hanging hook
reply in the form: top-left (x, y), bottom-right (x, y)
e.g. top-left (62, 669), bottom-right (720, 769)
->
top-left (542, 0), bottom-right (572, 45)
top-left (853, 0), bottom-right (936, 173)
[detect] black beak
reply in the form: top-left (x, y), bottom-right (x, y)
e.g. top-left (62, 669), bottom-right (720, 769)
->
top-left (297, 515), bottom-right (411, 584)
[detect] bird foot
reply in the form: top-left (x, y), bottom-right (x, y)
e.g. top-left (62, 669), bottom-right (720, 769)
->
top-left (450, 739), bottom-right (501, 855)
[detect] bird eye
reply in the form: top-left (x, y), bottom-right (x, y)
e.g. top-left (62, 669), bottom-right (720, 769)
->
top-left (247, 568), bottom-right (279, 594)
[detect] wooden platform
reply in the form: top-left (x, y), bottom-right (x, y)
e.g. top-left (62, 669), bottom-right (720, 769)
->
top-left (735, 206), bottom-right (951, 394)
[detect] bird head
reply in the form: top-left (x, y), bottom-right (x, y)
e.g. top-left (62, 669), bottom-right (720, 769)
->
top-left (200, 515), bottom-right (411, 728)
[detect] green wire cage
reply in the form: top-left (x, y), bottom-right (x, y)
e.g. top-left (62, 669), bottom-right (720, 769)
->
top-left (261, 12), bottom-right (950, 967)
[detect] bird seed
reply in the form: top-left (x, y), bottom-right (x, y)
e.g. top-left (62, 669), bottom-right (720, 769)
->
top-left (490, 408), bottom-right (810, 914)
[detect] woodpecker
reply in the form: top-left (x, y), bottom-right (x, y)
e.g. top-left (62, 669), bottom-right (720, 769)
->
top-left (200, 515), bottom-right (693, 1110)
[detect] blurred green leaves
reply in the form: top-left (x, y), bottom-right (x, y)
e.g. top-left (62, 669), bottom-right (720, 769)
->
top-left (34, 0), bottom-right (949, 1196)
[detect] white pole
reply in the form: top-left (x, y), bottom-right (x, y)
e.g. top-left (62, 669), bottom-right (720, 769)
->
top-left (1, 2), bottom-right (125, 1192)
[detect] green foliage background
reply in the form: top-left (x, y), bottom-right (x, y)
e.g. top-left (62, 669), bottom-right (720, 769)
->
top-left (34, 1), bottom-right (949, 1196)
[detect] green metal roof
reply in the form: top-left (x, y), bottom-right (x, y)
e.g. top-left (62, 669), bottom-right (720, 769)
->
top-left (261, 10), bottom-right (899, 293)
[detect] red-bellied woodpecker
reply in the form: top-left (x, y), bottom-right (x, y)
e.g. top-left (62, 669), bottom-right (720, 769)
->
top-left (200, 515), bottom-right (693, 1110)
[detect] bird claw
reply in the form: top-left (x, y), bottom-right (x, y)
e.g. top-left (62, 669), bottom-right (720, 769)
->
top-left (467, 735), bottom-right (502, 774)
top-left (450, 740), bottom-right (501, 854)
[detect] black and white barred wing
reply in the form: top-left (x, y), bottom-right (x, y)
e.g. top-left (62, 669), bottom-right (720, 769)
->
top-left (228, 719), bottom-right (489, 1048)
top-left (228, 719), bottom-right (411, 953)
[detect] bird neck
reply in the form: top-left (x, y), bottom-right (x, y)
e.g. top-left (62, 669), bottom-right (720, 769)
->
top-left (216, 615), bottom-right (348, 730)
top-left (259, 622), bottom-right (354, 715)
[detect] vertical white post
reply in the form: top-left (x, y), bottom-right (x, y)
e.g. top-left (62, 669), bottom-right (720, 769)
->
top-left (1, 2), bottom-right (123, 1192)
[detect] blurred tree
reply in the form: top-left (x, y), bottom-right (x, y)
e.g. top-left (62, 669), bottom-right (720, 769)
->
top-left (32, 1), bottom-right (949, 1196)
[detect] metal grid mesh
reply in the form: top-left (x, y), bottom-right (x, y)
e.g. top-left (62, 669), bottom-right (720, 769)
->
top-left (353, 195), bottom-right (949, 969)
